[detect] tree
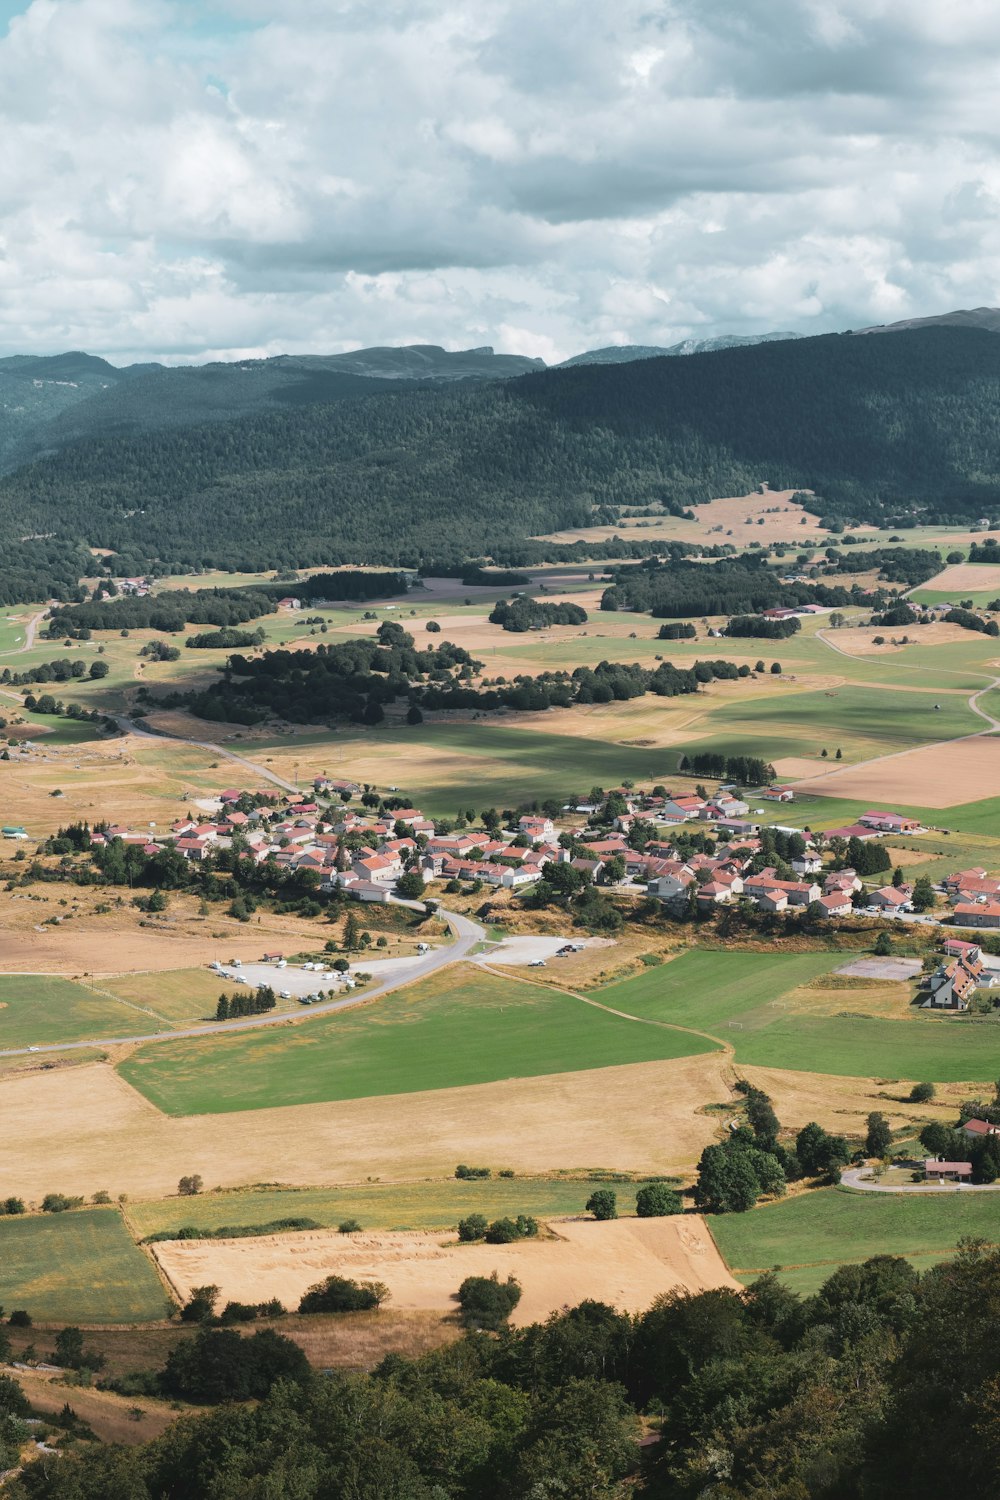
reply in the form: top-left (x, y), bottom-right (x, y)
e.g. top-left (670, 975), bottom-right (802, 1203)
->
top-left (342, 910), bottom-right (361, 951)
top-left (770, 661), bottom-right (782, 674)
top-left (88, 659), bottom-right (109, 679)
top-left (636, 1183), bottom-right (683, 1217)
top-left (874, 930), bottom-right (893, 955)
top-left (865, 1111), bottom-right (893, 1158)
top-left (457, 1214), bottom-right (488, 1242)
top-left (585, 1189), bottom-right (617, 1221)
top-left (405, 703), bottom-right (423, 724)
top-left (911, 875), bottom-right (936, 911)
top-left (457, 1272), bottom-right (521, 1329)
top-left (180, 1285), bottom-right (219, 1324)
top-left (892, 865), bottom-right (905, 887)
top-left (694, 1138), bottom-right (785, 1214)
top-left (795, 1121), bottom-right (850, 1178)
top-left (910, 1081), bottom-right (935, 1103)
top-left (395, 870), bottom-right (426, 900)
top-left (178, 1174), bottom-right (203, 1197)
top-left (298, 1275), bottom-right (389, 1313)
top-left (53, 1327), bottom-right (85, 1369)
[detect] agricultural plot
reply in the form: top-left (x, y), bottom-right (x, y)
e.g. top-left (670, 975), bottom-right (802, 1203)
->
top-left (128, 1175), bottom-right (656, 1240)
top-left (0, 975), bottom-right (163, 1049)
top-left (100, 968), bottom-right (234, 1026)
top-left (0, 1208), bottom-right (168, 1323)
top-left (602, 950), bottom-right (1000, 1084)
top-left (118, 965), bottom-right (719, 1117)
top-left (709, 1186), bottom-right (1000, 1294)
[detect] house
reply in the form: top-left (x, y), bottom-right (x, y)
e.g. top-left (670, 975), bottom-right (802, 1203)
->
top-left (742, 871), bottom-right (819, 907)
top-left (923, 1159), bottom-right (973, 1182)
top-left (816, 892), bottom-right (853, 918)
top-left (791, 853), bottom-right (823, 876)
top-left (175, 837), bottom-right (211, 862)
top-left (867, 885), bottom-right (913, 912)
top-left (944, 938), bottom-right (984, 961)
top-left (695, 880), bottom-right (738, 906)
top-left (825, 870), bottom-right (862, 894)
top-left (756, 889), bottom-right (789, 913)
top-left (276, 596), bottom-right (302, 610)
top-left (351, 853), bottom-right (399, 884)
top-left (948, 876), bottom-right (1000, 903)
top-left (963, 1118), bottom-right (1000, 1138)
top-left (518, 814), bottom-right (555, 841)
top-left (759, 786), bottom-right (794, 802)
top-left (924, 958), bottom-right (979, 1011)
top-left (943, 869), bottom-right (989, 893)
top-left (823, 823), bottom-right (880, 842)
top-left (954, 901), bottom-right (1000, 929)
top-left (858, 810), bottom-right (923, 835)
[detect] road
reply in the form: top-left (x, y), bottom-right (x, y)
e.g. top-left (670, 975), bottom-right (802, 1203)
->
top-left (113, 712), bottom-right (302, 795)
top-left (0, 608), bottom-right (46, 658)
top-left (0, 904), bottom-right (485, 1060)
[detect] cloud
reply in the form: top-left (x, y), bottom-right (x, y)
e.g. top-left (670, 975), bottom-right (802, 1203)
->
top-left (0, 0), bottom-right (999, 361)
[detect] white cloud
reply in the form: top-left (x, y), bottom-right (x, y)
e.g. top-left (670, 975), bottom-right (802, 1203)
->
top-left (0, 0), bottom-right (1000, 361)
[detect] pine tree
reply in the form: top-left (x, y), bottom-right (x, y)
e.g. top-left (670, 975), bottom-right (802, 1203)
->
top-left (343, 910), bottom-right (361, 952)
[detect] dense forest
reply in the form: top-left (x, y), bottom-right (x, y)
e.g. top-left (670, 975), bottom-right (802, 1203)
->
top-left (488, 598), bottom-right (589, 631)
top-left (10, 1244), bottom-right (1000, 1498)
top-left (2, 327), bottom-right (1000, 594)
top-left (600, 556), bottom-right (866, 617)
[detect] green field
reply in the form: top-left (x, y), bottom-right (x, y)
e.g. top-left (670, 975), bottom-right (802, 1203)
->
top-left (602, 950), bottom-right (1000, 1083)
top-left (128, 1175), bottom-right (657, 1239)
top-left (709, 1187), bottom-right (1000, 1295)
top-left (0, 1209), bottom-right (168, 1323)
top-left (118, 965), bottom-right (719, 1116)
top-left (0, 976), bottom-right (167, 1049)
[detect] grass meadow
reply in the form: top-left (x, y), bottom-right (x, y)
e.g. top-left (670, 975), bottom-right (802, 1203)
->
top-left (0, 976), bottom-right (167, 1049)
top-left (117, 965), bottom-right (720, 1116)
top-left (709, 1186), bottom-right (1000, 1294)
top-left (602, 950), bottom-right (1000, 1084)
top-left (0, 1208), bottom-right (168, 1323)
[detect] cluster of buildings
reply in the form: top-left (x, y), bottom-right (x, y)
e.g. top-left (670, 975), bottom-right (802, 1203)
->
top-left (941, 869), bottom-right (1000, 930)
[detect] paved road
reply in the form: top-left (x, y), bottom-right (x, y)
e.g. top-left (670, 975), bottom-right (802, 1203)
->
top-left (0, 905), bottom-right (485, 1060)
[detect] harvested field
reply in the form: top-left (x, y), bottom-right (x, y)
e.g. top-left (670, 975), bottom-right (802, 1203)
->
top-left (152, 1214), bottom-right (737, 1325)
top-left (823, 623), bottom-right (976, 654)
top-left (921, 562), bottom-right (1000, 593)
top-left (790, 734), bottom-right (1000, 807)
top-left (534, 490), bottom-right (829, 547)
top-left (0, 1052), bottom-right (732, 1200)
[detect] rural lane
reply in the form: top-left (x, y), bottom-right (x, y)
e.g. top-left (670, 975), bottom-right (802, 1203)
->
top-left (113, 712), bottom-right (303, 796)
top-left (0, 905), bottom-right (485, 1060)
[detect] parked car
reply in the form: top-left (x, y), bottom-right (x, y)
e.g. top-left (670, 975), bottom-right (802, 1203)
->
top-left (279, 990), bottom-right (291, 999)
top-left (529, 959), bottom-right (547, 968)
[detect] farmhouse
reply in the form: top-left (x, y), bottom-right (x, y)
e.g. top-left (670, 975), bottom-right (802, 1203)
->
top-left (823, 822), bottom-right (880, 842)
top-left (518, 814), bottom-right (555, 841)
top-left (759, 786), bottom-right (794, 802)
top-left (963, 1118), bottom-right (1000, 1138)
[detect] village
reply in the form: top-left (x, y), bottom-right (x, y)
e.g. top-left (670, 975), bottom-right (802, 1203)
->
top-left (17, 770), bottom-right (1000, 1023)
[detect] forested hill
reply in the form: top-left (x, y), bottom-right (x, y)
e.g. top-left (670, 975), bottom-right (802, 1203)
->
top-left (2, 324), bottom-right (1000, 579)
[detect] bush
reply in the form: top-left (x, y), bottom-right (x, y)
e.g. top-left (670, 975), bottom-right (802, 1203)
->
top-left (635, 1183), bottom-right (683, 1218)
top-left (910, 1082), bottom-right (936, 1103)
top-left (457, 1214), bottom-right (488, 1243)
top-left (41, 1193), bottom-right (83, 1214)
top-left (457, 1272), bottom-right (521, 1330)
top-left (485, 1215), bottom-right (539, 1243)
top-left (585, 1189), bottom-right (618, 1221)
top-left (455, 1164), bottom-right (491, 1180)
top-left (298, 1275), bottom-right (390, 1314)
top-left (7, 1311), bottom-right (31, 1327)
top-left (337, 1219), bottom-right (362, 1234)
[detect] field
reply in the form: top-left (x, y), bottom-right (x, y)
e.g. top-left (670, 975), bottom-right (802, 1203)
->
top-left (709, 1186), bottom-right (1000, 1294)
top-left (0, 974), bottom-right (163, 1048)
top-left (151, 1214), bottom-right (737, 1326)
top-left (603, 949), bottom-right (1000, 1084)
top-left (116, 964), bottom-right (720, 1117)
top-left (0, 1208), bottom-right (168, 1324)
top-left (128, 1176), bottom-right (658, 1238)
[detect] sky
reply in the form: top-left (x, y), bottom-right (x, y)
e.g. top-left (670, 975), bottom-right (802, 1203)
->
top-left (4, 0), bottom-right (1000, 364)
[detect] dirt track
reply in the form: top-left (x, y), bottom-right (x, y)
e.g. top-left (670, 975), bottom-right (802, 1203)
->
top-left (152, 1214), bottom-right (737, 1324)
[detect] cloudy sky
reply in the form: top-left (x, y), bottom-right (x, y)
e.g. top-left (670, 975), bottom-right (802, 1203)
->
top-left (3, 0), bottom-right (1000, 363)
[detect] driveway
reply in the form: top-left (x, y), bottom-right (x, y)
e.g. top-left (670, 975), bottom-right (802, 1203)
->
top-left (842, 1166), bottom-right (1000, 1194)
top-left (472, 935), bottom-right (610, 966)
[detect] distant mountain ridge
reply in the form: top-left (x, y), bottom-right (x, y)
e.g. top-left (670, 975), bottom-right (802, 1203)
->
top-left (556, 332), bottom-right (801, 366)
top-left (855, 306), bottom-right (1000, 336)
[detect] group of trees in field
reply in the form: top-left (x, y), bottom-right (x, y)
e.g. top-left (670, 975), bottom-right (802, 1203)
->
top-left (487, 598), bottom-right (588, 632)
top-left (695, 1082), bottom-right (857, 1213)
top-left (676, 751), bottom-right (777, 785)
top-left (186, 626), bottom-right (266, 649)
top-left (600, 555), bottom-right (865, 618)
top-left (16, 1240), bottom-right (1000, 1496)
top-left (214, 986), bottom-right (277, 1021)
top-left (45, 587), bottom-right (275, 638)
top-left (1, 657), bottom-right (108, 685)
top-left (724, 614), bottom-right (802, 639)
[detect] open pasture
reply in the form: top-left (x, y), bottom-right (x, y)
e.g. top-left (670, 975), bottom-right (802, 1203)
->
top-left (117, 964), bottom-right (720, 1117)
top-left (709, 1186), bottom-right (1000, 1294)
top-left (0, 974), bottom-right (162, 1049)
top-left (0, 1207), bottom-right (167, 1324)
top-left (602, 949), bottom-right (1000, 1084)
top-left (790, 733), bottom-right (1000, 809)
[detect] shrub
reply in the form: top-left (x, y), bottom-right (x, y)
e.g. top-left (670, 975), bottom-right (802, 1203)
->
top-left (457, 1214), bottom-right (488, 1243)
top-left (41, 1194), bottom-right (83, 1214)
top-left (457, 1272), bottom-right (521, 1330)
top-left (910, 1082), bottom-right (936, 1103)
top-left (298, 1275), bottom-right (389, 1314)
top-left (586, 1189), bottom-right (618, 1221)
top-left (8, 1311), bottom-right (31, 1328)
top-left (455, 1164), bottom-right (491, 1180)
top-left (337, 1219), bottom-right (362, 1235)
top-left (635, 1183), bottom-right (683, 1218)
